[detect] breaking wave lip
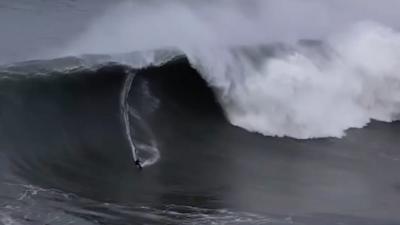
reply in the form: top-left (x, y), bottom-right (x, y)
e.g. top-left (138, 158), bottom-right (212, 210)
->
top-left (3, 22), bottom-right (400, 140)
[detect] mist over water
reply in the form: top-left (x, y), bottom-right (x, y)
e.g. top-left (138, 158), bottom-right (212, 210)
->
top-left (59, 0), bottom-right (400, 54)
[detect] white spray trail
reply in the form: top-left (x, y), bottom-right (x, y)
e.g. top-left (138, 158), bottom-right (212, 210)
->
top-left (129, 107), bottom-right (161, 167)
top-left (120, 71), bottom-right (161, 167)
top-left (120, 72), bottom-right (139, 164)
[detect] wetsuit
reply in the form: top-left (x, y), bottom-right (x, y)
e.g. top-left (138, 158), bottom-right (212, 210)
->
top-left (135, 160), bottom-right (143, 170)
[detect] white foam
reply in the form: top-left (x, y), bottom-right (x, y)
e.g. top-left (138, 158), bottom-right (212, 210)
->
top-left (189, 22), bottom-right (400, 138)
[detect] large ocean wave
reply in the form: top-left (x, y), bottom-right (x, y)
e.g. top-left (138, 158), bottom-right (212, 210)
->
top-left (4, 0), bottom-right (400, 139)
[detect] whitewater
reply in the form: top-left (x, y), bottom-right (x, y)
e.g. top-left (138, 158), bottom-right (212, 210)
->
top-left (9, 0), bottom-right (400, 139)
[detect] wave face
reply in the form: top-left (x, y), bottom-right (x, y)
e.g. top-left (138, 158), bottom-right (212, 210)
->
top-left (0, 56), bottom-right (224, 191)
top-left (39, 0), bottom-right (400, 139)
top-left (0, 55), bottom-right (226, 172)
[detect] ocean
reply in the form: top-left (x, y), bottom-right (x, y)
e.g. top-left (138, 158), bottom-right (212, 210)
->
top-left (1, 1), bottom-right (400, 224)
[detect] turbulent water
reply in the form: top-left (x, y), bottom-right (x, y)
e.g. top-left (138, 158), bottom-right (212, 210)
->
top-left (1, 0), bottom-right (400, 224)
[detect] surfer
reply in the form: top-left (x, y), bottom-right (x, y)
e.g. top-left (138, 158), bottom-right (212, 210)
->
top-left (135, 159), bottom-right (143, 170)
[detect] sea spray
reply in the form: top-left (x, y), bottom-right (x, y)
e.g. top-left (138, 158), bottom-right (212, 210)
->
top-left (187, 22), bottom-right (400, 138)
